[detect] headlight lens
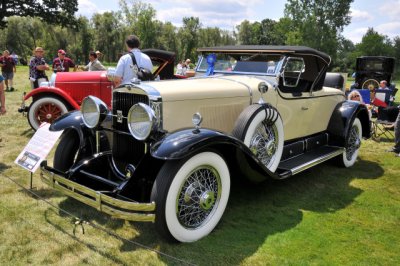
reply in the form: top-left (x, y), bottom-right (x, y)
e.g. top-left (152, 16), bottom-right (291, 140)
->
top-left (127, 103), bottom-right (155, 140)
top-left (81, 96), bottom-right (108, 128)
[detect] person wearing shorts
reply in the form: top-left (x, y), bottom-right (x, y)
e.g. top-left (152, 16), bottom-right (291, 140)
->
top-left (0, 50), bottom-right (16, 91)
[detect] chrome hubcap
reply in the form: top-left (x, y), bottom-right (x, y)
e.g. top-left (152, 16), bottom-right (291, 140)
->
top-left (199, 191), bottom-right (215, 210)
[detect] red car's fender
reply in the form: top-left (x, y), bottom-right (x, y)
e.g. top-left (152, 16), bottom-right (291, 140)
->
top-left (24, 87), bottom-right (81, 110)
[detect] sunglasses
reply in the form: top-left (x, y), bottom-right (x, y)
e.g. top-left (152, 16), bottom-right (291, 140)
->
top-left (351, 95), bottom-right (360, 99)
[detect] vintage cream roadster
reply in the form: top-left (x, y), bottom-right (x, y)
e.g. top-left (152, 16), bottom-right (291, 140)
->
top-left (40, 46), bottom-right (370, 242)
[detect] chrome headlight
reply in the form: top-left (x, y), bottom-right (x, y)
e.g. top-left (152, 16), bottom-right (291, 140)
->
top-left (81, 96), bottom-right (108, 128)
top-left (127, 103), bottom-right (156, 141)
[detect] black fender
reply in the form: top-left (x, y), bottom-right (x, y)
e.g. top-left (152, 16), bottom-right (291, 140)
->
top-left (49, 110), bottom-right (100, 154)
top-left (327, 100), bottom-right (370, 146)
top-left (150, 128), bottom-right (279, 182)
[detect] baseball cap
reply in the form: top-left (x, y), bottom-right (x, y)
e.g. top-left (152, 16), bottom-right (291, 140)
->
top-left (58, 49), bottom-right (66, 55)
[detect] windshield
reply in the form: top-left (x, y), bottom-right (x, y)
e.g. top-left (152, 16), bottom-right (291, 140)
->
top-left (196, 53), bottom-right (285, 75)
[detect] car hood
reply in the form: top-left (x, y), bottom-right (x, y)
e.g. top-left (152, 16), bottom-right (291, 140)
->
top-left (144, 75), bottom-right (276, 101)
top-left (55, 71), bottom-right (109, 84)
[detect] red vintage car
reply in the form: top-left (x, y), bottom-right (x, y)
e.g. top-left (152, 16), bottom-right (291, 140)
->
top-left (19, 49), bottom-right (180, 130)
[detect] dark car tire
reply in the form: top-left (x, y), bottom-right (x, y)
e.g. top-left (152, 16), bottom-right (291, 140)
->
top-left (53, 129), bottom-right (80, 172)
top-left (28, 96), bottom-right (69, 131)
top-left (336, 118), bottom-right (362, 168)
top-left (150, 151), bottom-right (230, 242)
top-left (232, 104), bottom-right (284, 173)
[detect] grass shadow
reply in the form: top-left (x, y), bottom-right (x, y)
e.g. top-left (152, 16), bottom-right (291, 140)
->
top-left (57, 197), bottom-right (125, 230)
top-left (43, 209), bottom-right (127, 265)
top-left (149, 158), bottom-right (384, 264)
top-left (20, 128), bottom-right (34, 138)
top-left (0, 162), bottom-right (11, 172)
top-left (41, 158), bottom-right (385, 265)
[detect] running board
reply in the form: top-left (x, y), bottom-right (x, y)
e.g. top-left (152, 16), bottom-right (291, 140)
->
top-left (276, 146), bottom-right (344, 179)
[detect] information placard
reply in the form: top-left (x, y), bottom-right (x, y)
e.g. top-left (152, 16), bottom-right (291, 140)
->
top-left (15, 123), bottom-right (64, 173)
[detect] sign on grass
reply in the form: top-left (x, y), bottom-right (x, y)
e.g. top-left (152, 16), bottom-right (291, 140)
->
top-left (15, 123), bottom-right (63, 172)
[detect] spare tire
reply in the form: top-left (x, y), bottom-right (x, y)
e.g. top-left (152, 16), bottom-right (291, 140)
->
top-left (232, 104), bottom-right (284, 173)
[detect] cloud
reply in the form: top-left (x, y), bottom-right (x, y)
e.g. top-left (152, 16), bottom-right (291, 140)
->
top-left (376, 22), bottom-right (400, 38)
top-left (350, 8), bottom-right (373, 22)
top-left (343, 27), bottom-right (369, 44)
top-left (76, 0), bottom-right (99, 17)
top-left (379, 0), bottom-right (400, 18)
top-left (154, 0), bottom-right (263, 28)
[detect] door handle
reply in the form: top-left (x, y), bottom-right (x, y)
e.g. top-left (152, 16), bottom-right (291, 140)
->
top-left (301, 106), bottom-right (309, 110)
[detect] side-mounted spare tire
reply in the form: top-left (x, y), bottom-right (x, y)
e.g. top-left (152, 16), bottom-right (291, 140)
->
top-left (232, 104), bottom-right (284, 173)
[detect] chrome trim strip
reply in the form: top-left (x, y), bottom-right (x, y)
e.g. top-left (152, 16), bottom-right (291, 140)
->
top-left (40, 166), bottom-right (155, 222)
top-left (132, 83), bottom-right (162, 101)
top-left (291, 148), bottom-right (344, 176)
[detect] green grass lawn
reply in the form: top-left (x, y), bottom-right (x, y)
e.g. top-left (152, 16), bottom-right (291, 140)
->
top-left (1, 67), bottom-right (399, 265)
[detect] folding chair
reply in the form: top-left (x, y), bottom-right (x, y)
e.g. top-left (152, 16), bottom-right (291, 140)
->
top-left (372, 120), bottom-right (395, 140)
top-left (371, 106), bottom-right (398, 140)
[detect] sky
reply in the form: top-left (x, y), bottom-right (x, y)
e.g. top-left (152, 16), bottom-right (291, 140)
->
top-left (76, 0), bottom-right (400, 44)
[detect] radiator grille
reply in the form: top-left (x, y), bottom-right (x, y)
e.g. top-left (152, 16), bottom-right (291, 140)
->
top-left (112, 91), bottom-right (149, 131)
top-left (112, 91), bottom-right (149, 166)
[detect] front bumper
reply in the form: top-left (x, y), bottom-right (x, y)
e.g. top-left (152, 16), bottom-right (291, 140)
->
top-left (40, 163), bottom-right (156, 222)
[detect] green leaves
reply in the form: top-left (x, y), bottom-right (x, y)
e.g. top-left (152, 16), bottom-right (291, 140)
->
top-left (0, 0), bottom-right (78, 29)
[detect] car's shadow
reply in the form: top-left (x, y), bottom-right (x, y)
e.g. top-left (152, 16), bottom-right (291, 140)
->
top-left (0, 162), bottom-right (11, 172)
top-left (44, 158), bottom-right (383, 264)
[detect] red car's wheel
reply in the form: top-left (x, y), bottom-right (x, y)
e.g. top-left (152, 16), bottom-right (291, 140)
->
top-left (28, 97), bottom-right (69, 130)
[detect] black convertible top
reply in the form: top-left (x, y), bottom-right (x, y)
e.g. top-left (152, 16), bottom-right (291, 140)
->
top-left (197, 45), bottom-right (331, 65)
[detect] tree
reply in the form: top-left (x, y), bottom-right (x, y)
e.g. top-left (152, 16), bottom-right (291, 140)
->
top-left (236, 20), bottom-right (258, 45)
top-left (119, 0), bottom-right (159, 49)
top-left (92, 12), bottom-right (123, 62)
top-left (258, 19), bottom-right (286, 45)
top-left (393, 36), bottom-right (400, 76)
top-left (284, 0), bottom-right (353, 61)
top-left (157, 22), bottom-right (178, 52)
top-left (334, 36), bottom-right (355, 72)
top-left (177, 17), bottom-right (201, 61)
top-left (355, 28), bottom-right (394, 57)
top-left (0, 0), bottom-right (78, 28)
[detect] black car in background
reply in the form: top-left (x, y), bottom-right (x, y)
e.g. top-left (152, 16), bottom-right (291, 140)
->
top-left (353, 56), bottom-right (396, 89)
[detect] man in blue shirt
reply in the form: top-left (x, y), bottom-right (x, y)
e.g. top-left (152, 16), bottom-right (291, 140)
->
top-left (114, 35), bottom-right (153, 87)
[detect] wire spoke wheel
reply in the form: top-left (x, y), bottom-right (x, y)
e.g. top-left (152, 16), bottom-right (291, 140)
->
top-left (249, 121), bottom-right (278, 167)
top-left (151, 151), bottom-right (230, 242)
top-left (346, 122), bottom-right (361, 161)
top-left (177, 166), bottom-right (221, 228)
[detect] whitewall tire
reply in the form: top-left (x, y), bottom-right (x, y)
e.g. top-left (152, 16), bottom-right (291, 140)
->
top-left (232, 105), bottom-right (284, 173)
top-left (28, 97), bottom-right (69, 130)
top-left (151, 151), bottom-right (230, 242)
top-left (339, 118), bottom-right (362, 167)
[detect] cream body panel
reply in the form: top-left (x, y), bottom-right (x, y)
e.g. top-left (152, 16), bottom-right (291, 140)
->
top-left (149, 75), bottom-right (275, 133)
top-left (163, 97), bottom-right (250, 132)
top-left (276, 86), bottom-right (345, 140)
